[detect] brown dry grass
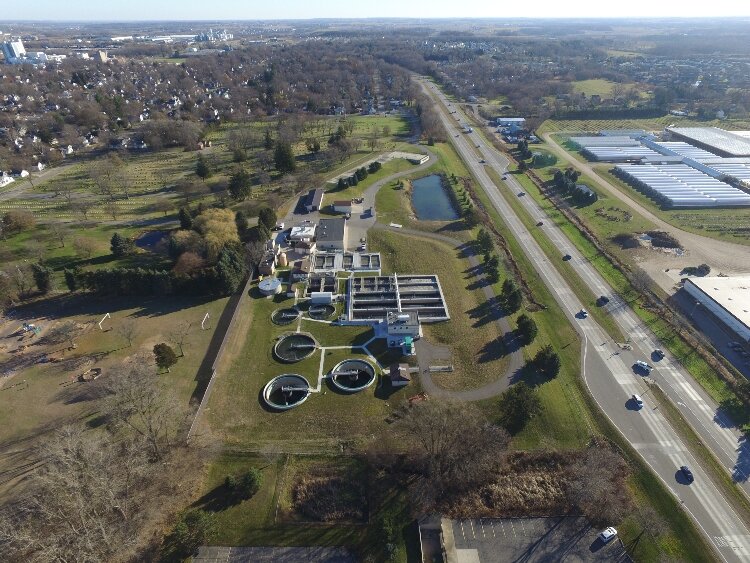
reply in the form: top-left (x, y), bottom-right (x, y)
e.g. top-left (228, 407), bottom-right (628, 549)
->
top-left (291, 474), bottom-right (367, 523)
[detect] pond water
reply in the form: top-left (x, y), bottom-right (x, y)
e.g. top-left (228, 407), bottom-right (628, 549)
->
top-left (135, 230), bottom-right (168, 252)
top-left (411, 175), bottom-right (459, 221)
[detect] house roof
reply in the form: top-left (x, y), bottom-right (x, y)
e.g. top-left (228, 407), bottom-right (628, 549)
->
top-left (389, 363), bottom-right (411, 382)
top-left (333, 200), bottom-right (352, 207)
top-left (306, 188), bottom-right (324, 207)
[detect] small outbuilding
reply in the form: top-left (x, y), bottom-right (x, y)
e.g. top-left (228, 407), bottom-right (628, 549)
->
top-left (389, 363), bottom-right (411, 387)
top-left (304, 188), bottom-right (324, 212)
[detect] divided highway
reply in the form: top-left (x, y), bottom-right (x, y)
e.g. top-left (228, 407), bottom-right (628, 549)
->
top-left (420, 79), bottom-right (750, 562)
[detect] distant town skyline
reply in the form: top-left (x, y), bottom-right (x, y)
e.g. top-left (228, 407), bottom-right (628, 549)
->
top-left (4, 0), bottom-right (750, 21)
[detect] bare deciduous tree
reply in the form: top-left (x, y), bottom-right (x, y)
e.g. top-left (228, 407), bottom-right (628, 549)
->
top-left (116, 318), bottom-right (138, 348)
top-left (394, 400), bottom-right (509, 512)
top-left (167, 321), bottom-right (192, 357)
top-left (104, 361), bottom-right (184, 461)
top-left (0, 425), bottom-right (150, 563)
top-left (565, 438), bottom-right (633, 526)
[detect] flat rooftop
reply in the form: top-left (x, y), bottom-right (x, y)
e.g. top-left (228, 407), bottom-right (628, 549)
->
top-left (684, 276), bottom-right (750, 331)
top-left (290, 223), bottom-right (316, 239)
top-left (316, 218), bottom-right (346, 243)
top-left (667, 127), bottom-right (750, 157)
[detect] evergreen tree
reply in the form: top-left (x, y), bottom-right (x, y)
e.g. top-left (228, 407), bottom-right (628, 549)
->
top-left (216, 245), bottom-right (248, 295)
top-left (195, 154), bottom-right (212, 182)
top-left (64, 268), bottom-right (80, 292)
top-left (497, 382), bottom-right (543, 434)
top-left (31, 263), bottom-right (53, 294)
top-left (476, 228), bottom-right (493, 254)
top-left (533, 345), bottom-right (561, 378)
top-left (110, 233), bottom-right (134, 257)
top-left (516, 313), bottom-right (538, 345)
top-left (235, 210), bottom-right (248, 237)
top-left (263, 129), bottom-right (274, 150)
top-left (153, 343), bottom-right (178, 372)
top-left (228, 168), bottom-right (252, 201)
top-left (501, 278), bottom-right (523, 313)
top-left (178, 207), bottom-right (193, 230)
top-left (257, 207), bottom-right (277, 231)
top-left (274, 141), bottom-right (296, 173)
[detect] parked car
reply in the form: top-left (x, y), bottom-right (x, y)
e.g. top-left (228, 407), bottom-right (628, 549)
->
top-left (502, 174), bottom-right (508, 180)
top-left (518, 192), bottom-right (525, 196)
top-left (536, 221), bottom-right (544, 226)
top-left (479, 159), bottom-right (486, 163)
top-left (273, 222), bottom-right (285, 231)
top-left (632, 394), bottom-right (644, 409)
top-left (634, 360), bottom-right (653, 374)
top-left (680, 465), bottom-right (694, 483)
top-left (598, 527), bottom-right (618, 543)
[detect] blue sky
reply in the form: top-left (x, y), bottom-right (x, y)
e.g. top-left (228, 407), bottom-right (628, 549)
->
top-left (5, 0), bottom-right (750, 21)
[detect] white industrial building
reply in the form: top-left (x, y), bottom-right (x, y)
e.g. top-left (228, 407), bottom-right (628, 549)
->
top-left (683, 276), bottom-right (750, 344)
top-left (613, 164), bottom-right (750, 208)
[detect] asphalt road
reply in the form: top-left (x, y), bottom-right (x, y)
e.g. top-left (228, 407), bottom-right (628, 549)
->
top-left (421, 79), bottom-right (750, 562)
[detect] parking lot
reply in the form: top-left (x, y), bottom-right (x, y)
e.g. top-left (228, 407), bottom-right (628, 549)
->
top-left (450, 517), bottom-right (630, 562)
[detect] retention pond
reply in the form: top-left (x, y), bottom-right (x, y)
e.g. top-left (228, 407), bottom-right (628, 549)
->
top-left (411, 175), bottom-right (459, 221)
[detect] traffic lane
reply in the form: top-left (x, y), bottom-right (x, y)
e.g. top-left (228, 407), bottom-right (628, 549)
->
top-left (424, 85), bottom-right (750, 559)
top-left (585, 342), bottom-right (750, 562)
top-left (466, 113), bottom-right (750, 489)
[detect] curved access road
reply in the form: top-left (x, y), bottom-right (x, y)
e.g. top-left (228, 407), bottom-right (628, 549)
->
top-left (371, 223), bottom-right (524, 401)
top-left (421, 78), bottom-right (750, 562)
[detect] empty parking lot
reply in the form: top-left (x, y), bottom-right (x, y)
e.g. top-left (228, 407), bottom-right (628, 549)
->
top-left (449, 517), bottom-right (630, 562)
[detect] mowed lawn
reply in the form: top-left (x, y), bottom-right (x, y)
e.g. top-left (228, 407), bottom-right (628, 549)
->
top-left (205, 286), bottom-right (414, 450)
top-left (369, 229), bottom-right (510, 391)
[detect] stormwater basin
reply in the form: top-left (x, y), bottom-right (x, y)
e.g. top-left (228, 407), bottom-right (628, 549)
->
top-left (411, 175), bottom-right (459, 221)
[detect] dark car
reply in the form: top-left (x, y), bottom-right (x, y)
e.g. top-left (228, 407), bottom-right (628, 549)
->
top-left (562, 254), bottom-right (572, 261)
top-left (597, 295), bottom-right (610, 306)
top-left (536, 221), bottom-right (544, 226)
top-left (680, 465), bottom-right (694, 483)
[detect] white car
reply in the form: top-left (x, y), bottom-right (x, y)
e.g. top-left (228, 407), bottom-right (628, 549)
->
top-left (273, 222), bottom-right (285, 231)
top-left (598, 527), bottom-right (618, 543)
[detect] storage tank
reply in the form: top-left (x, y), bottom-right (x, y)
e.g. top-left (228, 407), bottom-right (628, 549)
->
top-left (278, 252), bottom-right (288, 267)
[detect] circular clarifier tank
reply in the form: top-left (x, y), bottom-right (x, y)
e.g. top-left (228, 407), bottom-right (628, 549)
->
top-left (274, 332), bottom-right (318, 362)
top-left (308, 304), bottom-right (336, 320)
top-left (258, 277), bottom-right (282, 296)
top-left (329, 359), bottom-right (376, 393)
top-left (271, 307), bottom-right (301, 326)
top-left (263, 374), bottom-right (311, 410)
